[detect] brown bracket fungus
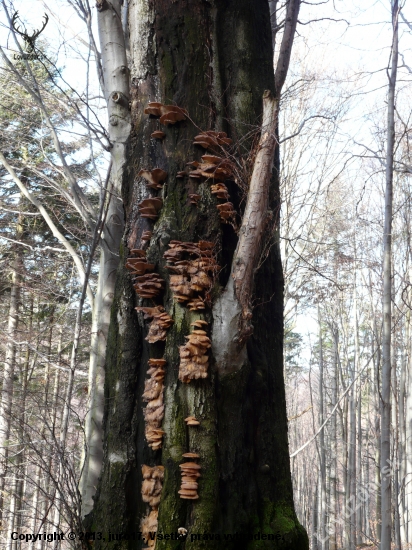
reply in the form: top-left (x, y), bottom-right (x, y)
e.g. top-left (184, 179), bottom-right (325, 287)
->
top-left (188, 193), bottom-right (201, 205)
top-left (144, 102), bottom-right (163, 116)
top-left (164, 241), bottom-right (218, 308)
top-left (186, 155), bottom-right (235, 183)
top-left (138, 168), bottom-right (168, 190)
top-left (138, 197), bottom-right (163, 220)
top-left (159, 105), bottom-right (188, 125)
top-left (193, 130), bottom-right (232, 150)
top-left (136, 306), bottom-right (174, 343)
top-left (144, 102), bottom-right (188, 125)
top-left (141, 230), bottom-right (153, 246)
top-left (151, 130), bottom-right (165, 139)
top-left (211, 183), bottom-right (230, 200)
top-left (217, 202), bottom-right (236, 223)
top-left (176, 171), bottom-right (187, 178)
top-left (141, 465), bottom-right (165, 547)
top-left (133, 273), bottom-right (165, 299)
top-left (187, 297), bottom-right (206, 311)
top-left (142, 359), bottom-right (167, 450)
top-left (185, 415), bottom-right (200, 426)
top-left (125, 250), bottom-right (155, 276)
top-left (179, 461), bottom-right (201, 500)
top-left (179, 325), bottom-right (211, 383)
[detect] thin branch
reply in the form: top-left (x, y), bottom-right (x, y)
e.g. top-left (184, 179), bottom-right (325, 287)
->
top-left (280, 115), bottom-right (335, 143)
top-left (290, 352), bottom-right (376, 457)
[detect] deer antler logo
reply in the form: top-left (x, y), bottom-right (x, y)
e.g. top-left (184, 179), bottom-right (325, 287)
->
top-left (11, 11), bottom-right (49, 52)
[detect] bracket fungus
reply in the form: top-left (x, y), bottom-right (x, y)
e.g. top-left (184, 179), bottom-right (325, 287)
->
top-left (125, 250), bottom-right (155, 276)
top-left (193, 130), bottom-right (232, 150)
top-left (176, 171), bottom-right (187, 178)
top-left (141, 510), bottom-right (158, 548)
top-left (141, 230), bottom-right (153, 245)
top-left (179, 323), bottom-right (211, 383)
top-left (179, 461), bottom-right (201, 500)
top-left (185, 154), bottom-right (235, 184)
top-left (138, 197), bottom-right (163, 220)
top-left (164, 242), bottom-right (218, 307)
top-left (211, 183), bottom-right (230, 200)
top-left (144, 102), bottom-right (163, 116)
top-left (136, 306), bottom-right (174, 343)
top-left (151, 130), bottom-right (165, 139)
top-left (188, 193), bottom-right (201, 205)
top-left (143, 359), bottom-right (167, 450)
top-left (185, 415), bottom-right (200, 426)
top-left (187, 297), bottom-right (206, 311)
top-left (217, 202), bottom-right (236, 223)
top-left (133, 273), bottom-right (165, 299)
top-left (138, 168), bottom-right (168, 190)
top-left (144, 102), bottom-right (188, 125)
top-left (141, 465), bottom-right (165, 546)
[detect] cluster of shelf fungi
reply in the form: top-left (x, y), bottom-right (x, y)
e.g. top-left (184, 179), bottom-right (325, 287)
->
top-left (125, 101), bottom-right (236, 547)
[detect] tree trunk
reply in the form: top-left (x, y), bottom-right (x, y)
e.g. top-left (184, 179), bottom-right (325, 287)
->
top-left (80, 0), bottom-right (130, 514)
top-left (318, 306), bottom-right (328, 550)
top-left (329, 326), bottom-right (338, 550)
top-left (405, 311), bottom-right (412, 544)
top-left (380, 1), bottom-right (398, 548)
top-left (89, 1), bottom-right (307, 549)
top-left (0, 219), bottom-right (22, 528)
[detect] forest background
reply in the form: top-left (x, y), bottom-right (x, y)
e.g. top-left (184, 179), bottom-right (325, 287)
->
top-left (1, 0), bottom-right (412, 548)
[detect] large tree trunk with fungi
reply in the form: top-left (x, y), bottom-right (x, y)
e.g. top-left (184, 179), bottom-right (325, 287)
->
top-left (88, 1), bottom-right (307, 549)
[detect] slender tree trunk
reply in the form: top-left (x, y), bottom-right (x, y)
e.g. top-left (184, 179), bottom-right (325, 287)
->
top-left (312, 478), bottom-right (319, 550)
top-left (380, 2), bottom-right (398, 548)
top-left (0, 218), bottom-right (22, 529)
top-left (405, 311), bottom-right (412, 544)
top-left (349, 379), bottom-right (356, 550)
top-left (399, 343), bottom-right (406, 545)
top-left (329, 326), bottom-right (338, 550)
top-left (318, 306), bottom-right (328, 550)
top-left (392, 342), bottom-right (401, 550)
top-left (354, 270), bottom-right (363, 547)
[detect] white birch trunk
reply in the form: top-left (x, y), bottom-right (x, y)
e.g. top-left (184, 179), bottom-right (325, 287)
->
top-left (80, 0), bottom-right (131, 516)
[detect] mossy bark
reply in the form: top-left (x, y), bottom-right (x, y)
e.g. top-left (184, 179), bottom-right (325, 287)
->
top-left (88, 1), bottom-right (308, 549)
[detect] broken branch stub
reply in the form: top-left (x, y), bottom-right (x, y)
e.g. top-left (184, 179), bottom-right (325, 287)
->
top-left (212, 91), bottom-right (278, 374)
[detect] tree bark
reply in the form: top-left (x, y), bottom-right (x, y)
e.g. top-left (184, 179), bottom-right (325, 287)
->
top-left (88, 1), bottom-right (307, 549)
top-left (380, 1), bottom-right (398, 548)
